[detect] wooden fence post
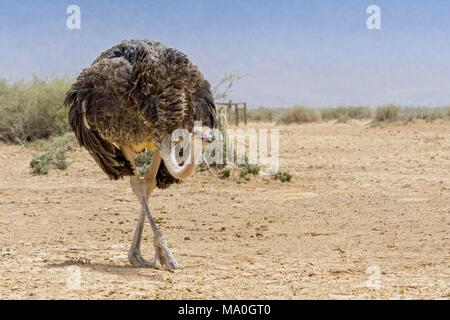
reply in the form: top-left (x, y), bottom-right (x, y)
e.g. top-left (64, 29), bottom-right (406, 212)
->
top-left (235, 103), bottom-right (239, 126)
top-left (227, 100), bottom-right (232, 122)
top-left (243, 103), bottom-right (247, 125)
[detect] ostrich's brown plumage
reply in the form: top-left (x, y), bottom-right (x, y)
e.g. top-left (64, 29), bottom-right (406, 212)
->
top-left (65, 40), bottom-right (217, 188)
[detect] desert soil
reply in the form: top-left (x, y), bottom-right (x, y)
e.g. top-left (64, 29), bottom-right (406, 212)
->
top-left (0, 121), bottom-right (449, 299)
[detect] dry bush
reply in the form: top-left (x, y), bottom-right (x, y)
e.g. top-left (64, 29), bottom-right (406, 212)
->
top-left (321, 106), bottom-right (373, 122)
top-left (401, 107), bottom-right (450, 122)
top-left (276, 106), bottom-right (321, 124)
top-left (213, 73), bottom-right (243, 101)
top-left (0, 77), bottom-right (72, 143)
top-left (373, 105), bottom-right (450, 123)
top-left (374, 105), bottom-right (401, 122)
top-left (246, 107), bottom-right (277, 122)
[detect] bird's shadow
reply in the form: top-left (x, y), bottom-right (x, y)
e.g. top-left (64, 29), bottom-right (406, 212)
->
top-left (45, 260), bottom-right (168, 281)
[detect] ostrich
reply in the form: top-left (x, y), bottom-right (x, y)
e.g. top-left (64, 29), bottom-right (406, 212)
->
top-left (65, 40), bottom-right (217, 270)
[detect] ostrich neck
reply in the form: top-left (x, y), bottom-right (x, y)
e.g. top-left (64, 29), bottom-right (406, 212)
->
top-left (160, 140), bottom-right (202, 180)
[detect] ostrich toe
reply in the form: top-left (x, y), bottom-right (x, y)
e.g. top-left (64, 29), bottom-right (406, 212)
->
top-left (154, 232), bottom-right (177, 270)
top-left (128, 250), bottom-right (154, 268)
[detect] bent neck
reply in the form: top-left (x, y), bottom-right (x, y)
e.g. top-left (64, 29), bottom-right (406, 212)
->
top-left (159, 139), bottom-right (203, 180)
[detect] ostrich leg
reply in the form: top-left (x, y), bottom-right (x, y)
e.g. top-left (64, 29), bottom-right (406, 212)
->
top-left (127, 150), bottom-right (160, 268)
top-left (129, 151), bottom-right (177, 270)
top-left (128, 206), bottom-right (152, 267)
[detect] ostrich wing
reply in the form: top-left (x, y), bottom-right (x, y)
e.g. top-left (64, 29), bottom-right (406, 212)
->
top-left (65, 57), bottom-right (135, 180)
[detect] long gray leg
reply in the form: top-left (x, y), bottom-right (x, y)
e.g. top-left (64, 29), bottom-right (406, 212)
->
top-left (129, 151), bottom-right (177, 270)
top-left (128, 207), bottom-right (153, 267)
top-left (123, 146), bottom-right (157, 268)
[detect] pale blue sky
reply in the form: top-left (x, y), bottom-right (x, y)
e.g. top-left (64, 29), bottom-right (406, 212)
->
top-left (1, 0), bottom-right (450, 107)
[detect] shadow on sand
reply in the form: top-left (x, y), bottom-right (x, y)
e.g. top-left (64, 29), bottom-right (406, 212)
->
top-left (45, 260), bottom-right (169, 281)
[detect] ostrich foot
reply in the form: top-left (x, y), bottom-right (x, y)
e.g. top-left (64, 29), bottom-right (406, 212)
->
top-left (154, 231), bottom-right (177, 270)
top-left (128, 250), bottom-right (154, 268)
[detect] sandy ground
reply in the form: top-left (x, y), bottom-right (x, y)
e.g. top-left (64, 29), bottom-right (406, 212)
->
top-left (0, 120), bottom-right (449, 300)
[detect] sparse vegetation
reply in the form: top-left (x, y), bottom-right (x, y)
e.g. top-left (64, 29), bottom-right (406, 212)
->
top-left (247, 106), bottom-right (374, 124)
top-left (1, 77), bottom-right (450, 181)
top-left (1, 77), bottom-right (449, 150)
top-left (246, 106), bottom-right (450, 124)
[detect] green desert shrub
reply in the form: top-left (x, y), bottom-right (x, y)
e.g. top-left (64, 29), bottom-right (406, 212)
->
top-left (220, 168), bottom-right (231, 179)
top-left (0, 77), bottom-right (72, 143)
top-left (30, 152), bottom-right (53, 175)
top-left (273, 170), bottom-right (292, 183)
top-left (237, 159), bottom-right (261, 181)
top-left (52, 148), bottom-right (69, 170)
top-left (29, 133), bottom-right (74, 175)
top-left (134, 149), bottom-right (153, 177)
top-left (239, 166), bottom-right (251, 181)
top-left (245, 163), bottom-right (261, 175)
top-left (30, 148), bottom-right (68, 175)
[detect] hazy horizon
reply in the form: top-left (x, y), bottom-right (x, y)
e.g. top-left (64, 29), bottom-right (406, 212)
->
top-left (1, 0), bottom-right (450, 108)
